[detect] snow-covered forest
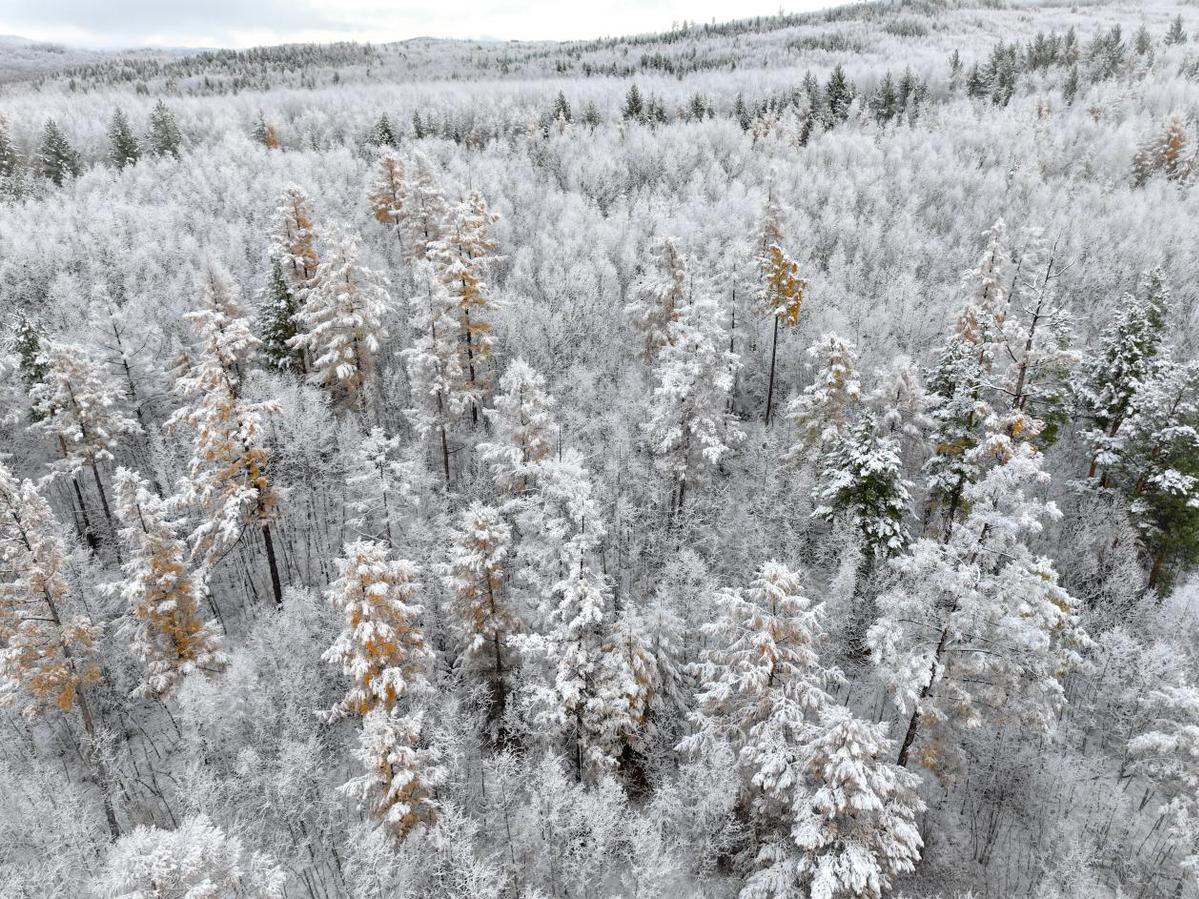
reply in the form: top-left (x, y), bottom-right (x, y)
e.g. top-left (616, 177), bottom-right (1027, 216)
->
top-left (1, 0), bottom-right (1198, 895)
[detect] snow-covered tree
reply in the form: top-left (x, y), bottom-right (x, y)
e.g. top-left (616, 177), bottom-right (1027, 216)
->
top-left (1074, 269), bottom-right (1170, 482)
top-left (343, 426), bottom-right (415, 547)
top-left (642, 287), bottom-right (743, 516)
top-left (871, 439), bottom-right (1088, 772)
top-left (323, 540), bottom-right (433, 719)
top-left (30, 339), bottom-right (142, 543)
top-left (625, 237), bottom-right (689, 363)
top-left (786, 333), bottom-right (862, 462)
top-left (368, 150), bottom-right (405, 234)
top-left (430, 189), bottom-right (501, 423)
top-left (291, 223), bottom-right (393, 416)
top-left (478, 357), bottom-right (558, 496)
top-left (790, 708), bottom-right (925, 899)
top-left (398, 152), bottom-right (448, 262)
top-left (146, 100), bottom-right (183, 157)
top-left (167, 266), bottom-right (285, 607)
top-left (758, 210), bottom-right (807, 425)
top-left (270, 185), bottom-right (319, 289)
top-left (403, 261), bottom-right (468, 484)
top-left (344, 706), bottom-right (446, 840)
top-left (444, 503), bottom-right (518, 730)
top-left (106, 108), bottom-right (139, 169)
top-left (97, 815), bottom-right (284, 898)
top-left (110, 467), bottom-right (225, 699)
top-left (37, 119), bottom-right (79, 186)
top-left (258, 259), bottom-right (306, 373)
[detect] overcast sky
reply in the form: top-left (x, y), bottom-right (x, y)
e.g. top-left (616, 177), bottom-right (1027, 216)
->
top-left (0, 0), bottom-right (835, 49)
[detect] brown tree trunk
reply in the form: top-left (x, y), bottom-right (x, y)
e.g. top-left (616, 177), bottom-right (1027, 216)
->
top-left (88, 460), bottom-right (121, 564)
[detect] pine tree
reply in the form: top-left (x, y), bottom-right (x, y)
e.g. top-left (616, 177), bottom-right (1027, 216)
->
top-left (257, 259), bottom-right (305, 373)
top-left (252, 112), bottom-right (281, 149)
top-left (430, 190), bottom-right (500, 423)
top-left (0, 461), bottom-right (118, 837)
top-left (1132, 117), bottom-right (1191, 187)
top-left (110, 468), bottom-right (225, 698)
top-left (623, 83), bottom-right (645, 122)
top-left (0, 114), bottom-right (19, 179)
top-left (368, 113), bottom-right (399, 148)
top-left (625, 238), bottom-right (688, 363)
top-left (444, 503), bottom-right (518, 731)
top-left (871, 439), bottom-right (1088, 772)
top-left (30, 339), bottom-right (142, 552)
top-left (478, 357), bottom-right (557, 496)
top-left (10, 312), bottom-right (46, 389)
top-left (1164, 14), bottom-right (1188, 46)
top-left (641, 287), bottom-right (743, 517)
top-left (323, 540), bottom-right (434, 718)
top-left (292, 223), bottom-right (392, 416)
top-left (813, 414), bottom-right (911, 562)
top-left (146, 100), bottom-right (182, 157)
top-left (107, 108), bottom-right (140, 169)
top-left (825, 64), bottom-right (855, 124)
top-left (403, 262), bottom-right (468, 484)
top-left (786, 333), bottom-right (862, 463)
top-left (791, 708), bottom-right (925, 899)
top-left (166, 266), bottom-right (285, 607)
top-left (37, 119), bottom-right (80, 187)
top-left (1074, 269), bottom-right (1169, 482)
top-left (1118, 360), bottom-right (1199, 591)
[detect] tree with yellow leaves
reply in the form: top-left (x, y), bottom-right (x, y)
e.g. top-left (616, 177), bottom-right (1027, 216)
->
top-left (323, 539), bottom-right (434, 718)
top-left (270, 186), bottom-right (319, 289)
top-left (444, 503), bottom-right (518, 734)
top-left (625, 237), bottom-right (688, 364)
top-left (431, 189), bottom-right (500, 424)
top-left (111, 467), bottom-right (226, 699)
top-left (167, 266), bottom-right (285, 608)
top-left (757, 194), bottom-right (807, 425)
top-left (0, 459), bottom-right (118, 837)
top-left (367, 151), bottom-right (405, 239)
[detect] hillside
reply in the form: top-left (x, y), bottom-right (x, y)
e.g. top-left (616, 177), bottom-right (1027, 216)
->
top-left (0, 1), bottom-right (1198, 897)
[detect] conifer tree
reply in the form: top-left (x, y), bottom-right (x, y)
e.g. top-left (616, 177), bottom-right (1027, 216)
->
top-left (1074, 269), bottom-right (1169, 482)
top-left (786, 333), bottom-right (862, 463)
top-left (292, 223), bottom-right (393, 416)
top-left (791, 708), bottom-right (925, 899)
top-left (444, 503), bottom-right (518, 730)
top-left (111, 468), bottom-right (225, 698)
top-left (0, 114), bottom-right (19, 180)
top-left (0, 461), bottom-right (118, 837)
top-left (37, 119), bottom-right (80, 186)
top-left (642, 287), bottom-right (743, 517)
top-left (29, 339), bottom-right (142, 551)
top-left (252, 112), bottom-right (281, 149)
top-left (11, 312), bottom-right (46, 389)
top-left (478, 357), bottom-right (558, 496)
top-left (270, 186), bottom-right (319, 289)
top-left (147, 100), bottom-right (183, 157)
top-left (167, 267), bottom-right (285, 607)
top-left (625, 238), bottom-right (688, 363)
top-left (1164, 14), bottom-right (1187, 46)
top-left (431, 189), bottom-right (500, 423)
top-left (399, 152), bottom-right (448, 262)
top-left (368, 151), bottom-right (405, 235)
top-left (323, 540), bottom-right (434, 718)
top-left (107, 108), bottom-right (140, 169)
top-left (257, 260), bottom-right (305, 373)
top-left (756, 194), bottom-right (807, 425)
top-left (368, 113), bottom-right (399, 148)
top-left (404, 262), bottom-right (467, 484)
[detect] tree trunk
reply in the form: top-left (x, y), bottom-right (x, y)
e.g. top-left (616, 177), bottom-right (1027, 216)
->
top-left (262, 523), bottom-right (284, 608)
top-left (439, 424), bottom-right (451, 486)
top-left (77, 690), bottom-right (121, 840)
top-left (765, 315), bottom-right (780, 425)
top-left (88, 460), bottom-right (121, 564)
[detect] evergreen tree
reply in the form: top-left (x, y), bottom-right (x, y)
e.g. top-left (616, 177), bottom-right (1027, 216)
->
top-left (368, 113), bottom-right (398, 148)
top-left (825, 64), bottom-right (854, 124)
top-left (1164, 14), bottom-right (1188, 46)
top-left (343, 426), bottom-right (415, 547)
top-left (258, 260), bottom-right (305, 373)
top-left (367, 151), bottom-right (405, 235)
top-left (146, 100), bottom-right (182, 157)
top-left (111, 468), bottom-right (226, 698)
top-left (11, 312), bottom-right (47, 390)
top-left (270, 186), bottom-right (319, 289)
top-left (107, 108), bottom-right (140, 169)
top-left (552, 90), bottom-right (572, 124)
top-left (623, 83), bottom-right (645, 122)
top-left (0, 114), bottom-right (19, 179)
top-left (37, 119), bottom-right (80, 186)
